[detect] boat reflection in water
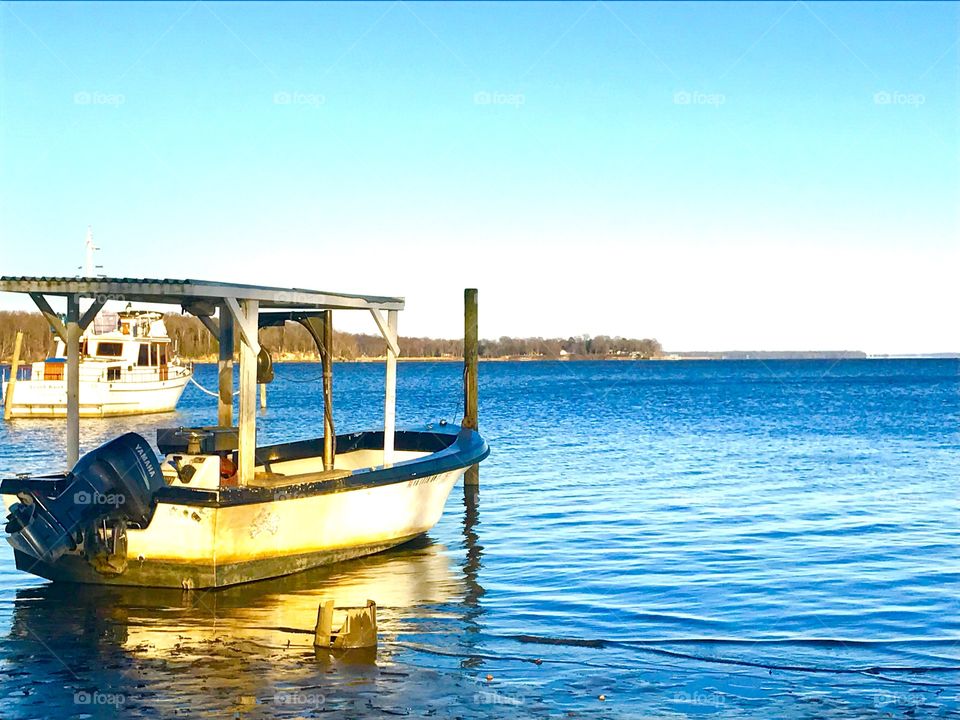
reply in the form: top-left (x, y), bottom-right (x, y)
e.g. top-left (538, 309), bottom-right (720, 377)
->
top-left (3, 536), bottom-right (469, 718)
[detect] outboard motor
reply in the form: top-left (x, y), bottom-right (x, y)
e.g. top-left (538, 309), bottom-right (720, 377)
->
top-left (4, 433), bottom-right (164, 572)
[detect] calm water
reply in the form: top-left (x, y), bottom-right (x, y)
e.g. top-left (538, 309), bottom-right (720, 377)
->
top-left (0, 359), bottom-right (957, 718)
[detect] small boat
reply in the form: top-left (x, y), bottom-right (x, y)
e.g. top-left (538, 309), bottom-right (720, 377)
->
top-left (0, 277), bottom-right (488, 588)
top-left (2, 308), bottom-right (192, 418)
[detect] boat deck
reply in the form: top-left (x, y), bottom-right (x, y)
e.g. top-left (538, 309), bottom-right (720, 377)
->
top-left (253, 449), bottom-right (427, 488)
top-left (253, 469), bottom-right (351, 488)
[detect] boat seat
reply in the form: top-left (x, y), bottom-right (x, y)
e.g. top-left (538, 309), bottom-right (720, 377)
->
top-left (252, 468), bottom-right (351, 489)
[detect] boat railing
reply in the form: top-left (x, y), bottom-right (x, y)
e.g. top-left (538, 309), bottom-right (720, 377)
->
top-left (115, 365), bottom-right (190, 383)
top-left (86, 365), bottom-right (191, 384)
top-left (2, 364), bottom-right (189, 384)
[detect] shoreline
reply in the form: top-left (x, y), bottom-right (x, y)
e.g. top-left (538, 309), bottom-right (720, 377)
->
top-left (3, 355), bottom-right (956, 368)
top-left (166, 354), bottom-right (959, 364)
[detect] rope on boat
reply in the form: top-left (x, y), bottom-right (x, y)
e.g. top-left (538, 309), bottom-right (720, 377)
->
top-left (189, 376), bottom-right (240, 398)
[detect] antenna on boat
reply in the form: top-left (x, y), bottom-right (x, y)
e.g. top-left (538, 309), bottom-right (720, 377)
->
top-left (80, 226), bottom-right (103, 277)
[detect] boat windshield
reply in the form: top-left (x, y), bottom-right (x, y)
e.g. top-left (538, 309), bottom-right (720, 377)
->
top-left (95, 341), bottom-right (124, 357)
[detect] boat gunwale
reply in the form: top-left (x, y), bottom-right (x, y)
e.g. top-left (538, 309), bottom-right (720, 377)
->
top-left (156, 425), bottom-right (488, 508)
top-left (0, 425), bottom-right (488, 508)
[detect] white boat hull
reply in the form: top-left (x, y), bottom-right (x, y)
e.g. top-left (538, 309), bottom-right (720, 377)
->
top-left (10, 467), bottom-right (463, 588)
top-left (3, 426), bottom-right (488, 589)
top-left (2, 372), bottom-right (190, 418)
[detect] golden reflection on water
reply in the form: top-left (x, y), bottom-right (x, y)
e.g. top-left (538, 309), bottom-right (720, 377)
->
top-left (6, 535), bottom-right (474, 717)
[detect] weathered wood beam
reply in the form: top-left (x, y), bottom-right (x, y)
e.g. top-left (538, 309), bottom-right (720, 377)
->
top-left (383, 309), bottom-right (398, 466)
top-left (463, 289), bottom-right (479, 431)
top-left (66, 295), bottom-right (80, 468)
top-left (28, 293), bottom-right (67, 342)
top-left (321, 312), bottom-right (335, 471)
top-left (298, 314), bottom-right (335, 470)
top-left (225, 296), bottom-right (260, 357)
top-left (369, 308), bottom-right (400, 357)
top-left (236, 299), bottom-right (259, 485)
top-left (218, 306), bottom-right (234, 427)
top-left (0, 278), bottom-right (405, 312)
top-left (196, 315), bottom-right (219, 338)
top-left (3, 331), bottom-right (23, 421)
top-left (78, 297), bottom-right (106, 331)
top-left (463, 289), bottom-right (479, 486)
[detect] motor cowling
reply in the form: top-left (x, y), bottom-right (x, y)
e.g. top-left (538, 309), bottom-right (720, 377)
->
top-left (4, 432), bottom-right (164, 565)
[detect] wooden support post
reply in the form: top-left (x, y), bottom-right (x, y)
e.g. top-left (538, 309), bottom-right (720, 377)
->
top-left (66, 295), bottom-right (81, 468)
top-left (218, 306), bottom-right (234, 427)
top-left (301, 314), bottom-right (335, 471)
top-left (236, 299), bottom-right (259, 485)
top-left (321, 311), bottom-right (335, 471)
top-left (259, 383), bottom-right (267, 409)
top-left (383, 309), bottom-right (398, 467)
top-left (463, 289), bottom-right (479, 486)
top-left (3, 331), bottom-right (23, 421)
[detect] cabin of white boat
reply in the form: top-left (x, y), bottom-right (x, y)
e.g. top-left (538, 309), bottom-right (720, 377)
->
top-left (0, 276), bottom-right (405, 481)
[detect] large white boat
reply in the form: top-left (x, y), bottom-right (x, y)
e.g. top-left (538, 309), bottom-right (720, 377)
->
top-left (2, 308), bottom-right (191, 418)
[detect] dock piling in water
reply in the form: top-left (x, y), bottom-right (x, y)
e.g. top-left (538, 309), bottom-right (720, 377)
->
top-left (463, 288), bottom-right (479, 486)
top-left (66, 295), bottom-right (80, 467)
top-left (3, 331), bottom-right (23, 421)
top-left (314, 599), bottom-right (378, 649)
top-left (321, 311), bottom-right (335, 471)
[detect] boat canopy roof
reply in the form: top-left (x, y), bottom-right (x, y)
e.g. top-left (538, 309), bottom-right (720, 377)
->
top-left (0, 276), bottom-right (404, 312)
top-left (2, 274), bottom-right (408, 481)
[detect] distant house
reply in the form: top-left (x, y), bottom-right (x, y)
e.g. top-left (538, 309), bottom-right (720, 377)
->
top-left (559, 349), bottom-right (570, 360)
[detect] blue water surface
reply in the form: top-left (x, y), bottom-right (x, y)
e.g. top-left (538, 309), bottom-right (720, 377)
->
top-left (0, 359), bottom-right (957, 718)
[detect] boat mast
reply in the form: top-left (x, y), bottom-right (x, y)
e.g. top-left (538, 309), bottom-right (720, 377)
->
top-left (83, 227), bottom-right (100, 277)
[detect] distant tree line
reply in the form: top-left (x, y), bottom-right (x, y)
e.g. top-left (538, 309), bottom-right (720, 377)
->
top-left (0, 311), bottom-right (662, 362)
top-left (482, 334), bottom-right (661, 359)
top-left (0, 312), bottom-right (59, 364)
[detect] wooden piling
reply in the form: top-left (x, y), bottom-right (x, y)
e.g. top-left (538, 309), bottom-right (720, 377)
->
top-left (463, 289), bottom-right (478, 430)
top-left (236, 299), bottom-right (259, 486)
top-left (259, 383), bottom-right (267, 409)
top-left (66, 295), bottom-right (81, 468)
top-left (463, 289), bottom-right (479, 486)
top-left (321, 311), bottom-right (335, 471)
top-left (3, 331), bottom-right (23, 421)
top-left (383, 310), bottom-right (398, 466)
top-left (313, 598), bottom-right (378, 649)
top-left (314, 599), bottom-right (335, 647)
top-left (218, 305), bottom-right (234, 427)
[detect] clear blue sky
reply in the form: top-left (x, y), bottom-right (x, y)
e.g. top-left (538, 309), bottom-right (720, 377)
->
top-left (1, 2), bottom-right (957, 353)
